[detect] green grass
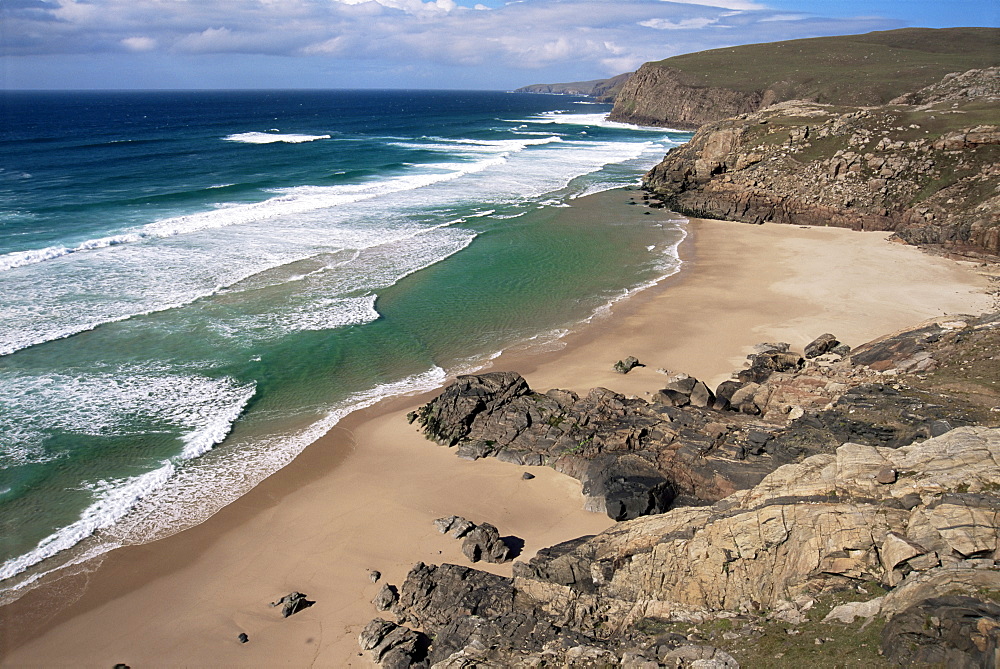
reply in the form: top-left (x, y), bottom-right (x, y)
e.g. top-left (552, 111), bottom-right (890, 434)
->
top-left (633, 582), bottom-right (892, 668)
top-left (646, 28), bottom-right (1000, 106)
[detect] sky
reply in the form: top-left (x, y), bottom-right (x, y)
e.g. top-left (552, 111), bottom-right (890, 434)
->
top-left (2, 0), bottom-right (997, 90)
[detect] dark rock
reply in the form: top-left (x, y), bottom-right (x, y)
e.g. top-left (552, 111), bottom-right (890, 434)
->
top-left (237, 633), bottom-right (249, 644)
top-left (522, 472), bottom-right (535, 480)
top-left (449, 518), bottom-right (475, 539)
top-left (715, 380), bottom-right (746, 405)
top-left (805, 333), bottom-right (840, 358)
top-left (583, 455), bottom-right (675, 521)
top-left (369, 569), bottom-right (382, 584)
top-left (270, 592), bottom-right (310, 618)
top-left (614, 356), bottom-right (642, 374)
top-left (688, 380), bottom-right (716, 408)
top-left (433, 516), bottom-right (460, 534)
top-left (412, 372), bottom-right (531, 446)
top-left (876, 467), bottom-right (897, 484)
top-left (373, 584), bottom-right (399, 611)
top-left (358, 619), bottom-right (429, 669)
top-left (753, 342), bottom-right (790, 354)
top-left (881, 595), bottom-right (1000, 668)
top-left (654, 376), bottom-right (715, 409)
top-left (653, 388), bottom-right (691, 406)
top-left (738, 351), bottom-right (803, 383)
top-left (427, 612), bottom-right (565, 666)
top-left (392, 562), bottom-right (514, 636)
top-left (663, 376), bottom-right (699, 395)
top-left (831, 343), bottom-right (852, 357)
top-left (931, 419), bottom-right (954, 437)
top-left (461, 523), bottom-right (511, 564)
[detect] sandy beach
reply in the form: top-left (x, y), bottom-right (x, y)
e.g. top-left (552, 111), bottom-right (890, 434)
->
top-left (1, 215), bottom-right (994, 668)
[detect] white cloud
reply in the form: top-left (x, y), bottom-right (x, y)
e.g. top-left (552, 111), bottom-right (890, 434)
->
top-left (639, 17), bottom-right (720, 30)
top-left (759, 13), bottom-right (812, 22)
top-left (658, 0), bottom-right (765, 9)
top-left (121, 36), bottom-right (158, 51)
top-left (2, 0), bottom-right (909, 85)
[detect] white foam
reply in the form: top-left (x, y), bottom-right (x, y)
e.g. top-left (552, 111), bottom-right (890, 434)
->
top-left (509, 110), bottom-right (690, 133)
top-left (0, 140), bottom-right (546, 275)
top-left (0, 368), bottom-right (255, 582)
top-left (0, 368), bottom-right (256, 468)
top-left (0, 121), bottom-right (682, 359)
top-left (0, 365), bottom-right (453, 595)
top-left (0, 463), bottom-right (178, 583)
top-left (223, 132), bottom-right (331, 144)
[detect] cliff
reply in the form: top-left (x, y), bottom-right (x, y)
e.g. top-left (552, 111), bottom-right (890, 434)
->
top-left (514, 73), bottom-right (632, 103)
top-left (643, 68), bottom-right (1000, 257)
top-left (609, 27), bottom-right (1000, 127)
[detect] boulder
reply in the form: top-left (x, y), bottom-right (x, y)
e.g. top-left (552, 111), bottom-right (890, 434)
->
top-left (805, 333), bottom-right (840, 358)
top-left (358, 619), bottom-right (428, 668)
top-left (461, 523), bottom-right (511, 564)
top-left (373, 584), bottom-right (398, 611)
top-left (270, 592), bottom-right (309, 618)
top-left (654, 376), bottom-right (715, 409)
top-left (614, 356), bottom-right (642, 374)
top-left (738, 350), bottom-right (803, 383)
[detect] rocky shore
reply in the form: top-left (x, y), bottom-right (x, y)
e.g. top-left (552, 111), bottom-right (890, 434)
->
top-left (642, 67), bottom-right (1000, 257)
top-left (362, 312), bottom-right (1000, 667)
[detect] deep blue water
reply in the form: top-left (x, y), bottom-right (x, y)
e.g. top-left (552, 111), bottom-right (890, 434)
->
top-left (0, 89), bottom-right (690, 598)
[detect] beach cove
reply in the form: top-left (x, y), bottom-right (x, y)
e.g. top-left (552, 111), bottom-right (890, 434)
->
top-left (1, 190), bottom-right (994, 665)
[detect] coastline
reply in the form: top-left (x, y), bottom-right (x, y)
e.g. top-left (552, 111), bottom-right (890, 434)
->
top-left (1, 213), bottom-right (994, 667)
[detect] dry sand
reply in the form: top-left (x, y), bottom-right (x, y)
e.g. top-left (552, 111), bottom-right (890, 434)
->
top-left (0, 217), bottom-right (993, 668)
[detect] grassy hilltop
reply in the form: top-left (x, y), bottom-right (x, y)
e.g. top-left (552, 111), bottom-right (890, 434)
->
top-left (609, 27), bottom-right (1000, 128)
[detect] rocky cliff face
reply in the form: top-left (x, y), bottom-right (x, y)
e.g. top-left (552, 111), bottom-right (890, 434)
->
top-left (643, 69), bottom-right (1000, 257)
top-left (606, 64), bottom-right (764, 130)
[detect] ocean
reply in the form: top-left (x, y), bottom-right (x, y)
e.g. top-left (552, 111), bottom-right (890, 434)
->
top-left (0, 89), bottom-right (690, 600)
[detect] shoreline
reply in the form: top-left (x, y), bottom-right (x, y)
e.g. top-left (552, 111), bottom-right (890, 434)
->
top-left (1, 214), bottom-right (995, 666)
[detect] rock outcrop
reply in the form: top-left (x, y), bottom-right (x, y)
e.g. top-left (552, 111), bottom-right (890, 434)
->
top-left (642, 68), bottom-right (1000, 257)
top-left (363, 427), bottom-right (1000, 667)
top-left (412, 313), bottom-right (1000, 520)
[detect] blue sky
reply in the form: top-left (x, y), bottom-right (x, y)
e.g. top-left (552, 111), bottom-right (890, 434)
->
top-left (2, 0), bottom-right (997, 90)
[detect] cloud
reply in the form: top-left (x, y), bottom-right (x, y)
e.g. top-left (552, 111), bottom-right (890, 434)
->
top-left (2, 0), bottom-right (909, 82)
top-left (121, 36), bottom-right (157, 51)
top-left (639, 17), bottom-right (721, 30)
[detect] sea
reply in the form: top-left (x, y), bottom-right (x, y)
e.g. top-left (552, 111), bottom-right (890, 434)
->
top-left (0, 89), bottom-right (691, 601)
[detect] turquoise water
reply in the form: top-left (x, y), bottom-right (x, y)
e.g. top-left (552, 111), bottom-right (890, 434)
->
top-left (0, 90), bottom-right (690, 597)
